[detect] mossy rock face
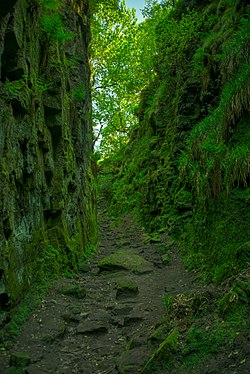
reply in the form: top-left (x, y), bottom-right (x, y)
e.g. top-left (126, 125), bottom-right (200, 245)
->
top-left (98, 250), bottom-right (153, 274)
top-left (0, 0), bottom-right (97, 307)
top-left (142, 328), bottom-right (179, 372)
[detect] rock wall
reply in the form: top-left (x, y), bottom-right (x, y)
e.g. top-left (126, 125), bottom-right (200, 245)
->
top-left (0, 0), bottom-right (97, 312)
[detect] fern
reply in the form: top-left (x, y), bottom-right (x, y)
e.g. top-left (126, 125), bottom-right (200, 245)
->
top-left (39, 0), bottom-right (75, 41)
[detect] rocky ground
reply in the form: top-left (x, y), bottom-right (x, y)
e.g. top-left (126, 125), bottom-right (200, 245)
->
top-left (0, 204), bottom-right (249, 373)
top-left (0, 202), bottom-right (199, 374)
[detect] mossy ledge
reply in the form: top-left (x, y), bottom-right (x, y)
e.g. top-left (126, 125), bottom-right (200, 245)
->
top-left (0, 0), bottom-right (97, 314)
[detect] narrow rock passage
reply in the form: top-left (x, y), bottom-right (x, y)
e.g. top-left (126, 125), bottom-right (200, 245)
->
top-left (1, 203), bottom-right (197, 373)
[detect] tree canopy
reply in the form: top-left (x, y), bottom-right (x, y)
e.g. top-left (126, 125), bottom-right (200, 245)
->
top-left (91, 0), bottom-right (156, 155)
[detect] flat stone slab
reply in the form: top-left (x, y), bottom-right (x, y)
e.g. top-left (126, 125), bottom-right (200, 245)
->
top-left (123, 314), bottom-right (144, 326)
top-left (98, 250), bottom-right (153, 274)
top-left (76, 320), bottom-right (108, 334)
top-left (25, 366), bottom-right (47, 374)
top-left (115, 279), bottom-right (139, 299)
top-left (112, 305), bottom-right (134, 316)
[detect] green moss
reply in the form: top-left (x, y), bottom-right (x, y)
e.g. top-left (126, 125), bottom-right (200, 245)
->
top-left (70, 83), bottom-right (87, 102)
top-left (98, 250), bottom-right (153, 273)
top-left (70, 306), bottom-right (81, 314)
top-left (180, 286), bottom-right (249, 371)
top-left (115, 279), bottom-right (138, 294)
top-left (59, 285), bottom-right (86, 299)
top-left (181, 323), bottom-right (234, 370)
top-left (4, 281), bottom-right (49, 339)
top-left (142, 328), bottom-right (179, 372)
top-left (184, 324), bottom-right (231, 355)
top-left (149, 324), bottom-right (170, 344)
top-left (218, 280), bottom-right (250, 317)
top-left (161, 254), bottom-right (170, 265)
top-left (38, 0), bottom-right (75, 41)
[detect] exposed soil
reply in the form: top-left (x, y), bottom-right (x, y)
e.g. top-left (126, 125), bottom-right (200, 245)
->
top-left (0, 204), bottom-right (249, 373)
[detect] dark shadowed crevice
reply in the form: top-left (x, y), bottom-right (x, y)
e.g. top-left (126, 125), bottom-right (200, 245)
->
top-left (1, 29), bottom-right (19, 81)
top-left (0, 0), bottom-right (18, 18)
top-left (3, 218), bottom-right (12, 241)
top-left (0, 292), bottom-right (10, 310)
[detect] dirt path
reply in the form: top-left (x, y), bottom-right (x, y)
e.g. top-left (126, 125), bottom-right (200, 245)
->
top-left (0, 204), bottom-right (199, 373)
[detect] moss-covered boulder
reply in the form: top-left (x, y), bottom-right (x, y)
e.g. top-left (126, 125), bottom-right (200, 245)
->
top-left (98, 250), bottom-right (153, 274)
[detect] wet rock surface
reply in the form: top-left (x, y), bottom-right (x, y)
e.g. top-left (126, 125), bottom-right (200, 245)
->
top-left (0, 205), bottom-right (197, 373)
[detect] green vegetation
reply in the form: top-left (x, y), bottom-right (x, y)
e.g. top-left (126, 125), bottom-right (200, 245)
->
top-left (2, 281), bottom-right (49, 341)
top-left (2, 77), bottom-right (27, 98)
top-left (0, 0), bottom-right (249, 372)
top-left (39, 0), bottom-right (75, 41)
top-left (0, 0), bottom-right (97, 337)
top-left (144, 273), bottom-right (249, 372)
top-left (91, 0), bottom-right (151, 154)
top-left (59, 284), bottom-right (87, 299)
top-left (96, 0), bottom-right (250, 282)
top-left (142, 328), bottom-right (179, 372)
top-left (1, 75), bottom-right (30, 109)
top-left (70, 83), bottom-right (87, 101)
top-left (95, 1), bottom-right (249, 370)
top-left (1, 236), bottom-right (96, 343)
